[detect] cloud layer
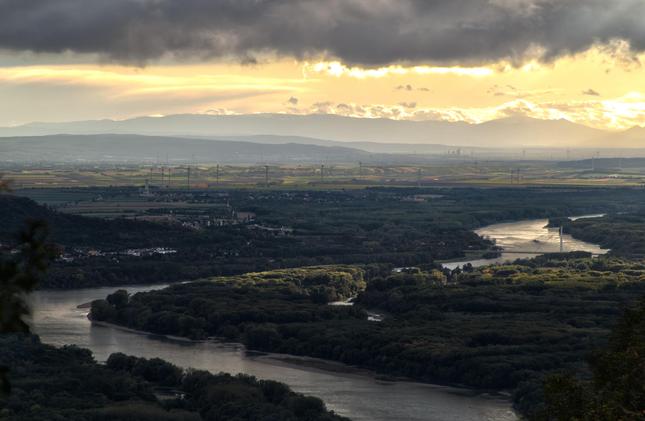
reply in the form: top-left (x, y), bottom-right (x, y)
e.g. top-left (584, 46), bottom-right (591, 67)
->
top-left (297, 96), bottom-right (645, 131)
top-left (1, 0), bottom-right (645, 65)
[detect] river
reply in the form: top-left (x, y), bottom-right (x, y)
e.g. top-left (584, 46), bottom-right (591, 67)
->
top-left (30, 285), bottom-right (516, 421)
top-left (443, 215), bottom-right (608, 270)
top-left (28, 215), bottom-right (603, 420)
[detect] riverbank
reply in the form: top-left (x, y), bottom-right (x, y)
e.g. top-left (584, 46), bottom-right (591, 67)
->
top-left (0, 335), bottom-right (349, 421)
top-left (31, 284), bottom-right (516, 421)
top-left (89, 319), bottom-right (201, 344)
top-left (90, 317), bottom-right (513, 403)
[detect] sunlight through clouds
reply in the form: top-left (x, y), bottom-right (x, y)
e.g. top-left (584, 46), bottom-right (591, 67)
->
top-left (287, 97), bottom-right (645, 130)
top-left (1, 48), bottom-right (645, 130)
top-left (304, 61), bottom-right (494, 78)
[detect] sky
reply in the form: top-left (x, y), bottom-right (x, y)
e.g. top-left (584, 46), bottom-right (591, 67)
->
top-left (1, 0), bottom-right (645, 130)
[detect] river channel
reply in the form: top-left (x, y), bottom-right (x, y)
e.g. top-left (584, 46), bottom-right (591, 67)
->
top-left (443, 215), bottom-right (608, 270)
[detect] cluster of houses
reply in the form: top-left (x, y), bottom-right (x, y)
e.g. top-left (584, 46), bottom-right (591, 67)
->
top-left (58, 247), bottom-right (177, 262)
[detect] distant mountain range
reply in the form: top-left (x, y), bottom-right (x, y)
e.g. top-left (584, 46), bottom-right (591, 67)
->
top-left (2, 113), bottom-right (644, 149)
top-left (0, 134), bottom-right (432, 164)
top-left (208, 135), bottom-right (459, 155)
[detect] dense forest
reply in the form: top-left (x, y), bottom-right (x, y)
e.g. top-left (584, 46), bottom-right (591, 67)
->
top-left (91, 256), bottom-right (645, 418)
top-left (91, 266), bottom-right (370, 340)
top-left (0, 335), bottom-right (348, 421)
top-left (555, 211), bottom-right (645, 258)
top-left (538, 297), bottom-right (644, 420)
top-left (5, 186), bottom-right (645, 289)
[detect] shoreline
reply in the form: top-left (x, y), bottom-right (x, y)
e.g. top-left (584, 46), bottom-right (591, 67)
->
top-left (42, 281), bottom-right (175, 292)
top-left (442, 214), bottom-right (609, 270)
top-left (88, 317), bottom-right (514, 403)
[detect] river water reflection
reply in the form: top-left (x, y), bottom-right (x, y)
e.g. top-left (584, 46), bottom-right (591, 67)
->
top-left (30, 285), bottom-right (517, 421)
top-left (443, 215), bottom-right (608, 270)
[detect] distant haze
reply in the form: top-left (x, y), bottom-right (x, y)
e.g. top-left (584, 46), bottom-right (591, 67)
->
top-left (1, 114), bottom-right (644, 150)
top-left (0, 134), bottom-right (386, 164)
top-left (2, 114), bottom-right (645, 164)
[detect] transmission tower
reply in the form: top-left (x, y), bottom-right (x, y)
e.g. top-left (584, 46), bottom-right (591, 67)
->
top-left (265, 165), bottom-right (269, 188)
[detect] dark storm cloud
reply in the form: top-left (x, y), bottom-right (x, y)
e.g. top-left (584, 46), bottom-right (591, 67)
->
top-left (1, 0), bottom-right (645, 65)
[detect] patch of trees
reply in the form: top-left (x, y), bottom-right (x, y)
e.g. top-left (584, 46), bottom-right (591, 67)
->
top-left (91, 266), bottom-right (369, 340)
top-left (558, 211), bottom-right (645, 258)
top-left (0, 216), bottom-right (52, 394)
top-left (0, 194), bottom-right (193, 250)
top-left (0, 335), bottom-right (348, 421)
top-left (536, 298), bottom-right (645, 420)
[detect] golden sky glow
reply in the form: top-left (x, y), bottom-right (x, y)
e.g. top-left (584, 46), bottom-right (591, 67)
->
top-left (1, 46), bottom-right (645, 130)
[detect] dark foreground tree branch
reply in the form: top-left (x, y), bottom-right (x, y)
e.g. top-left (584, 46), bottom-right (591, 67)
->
top-left (0, 188), bottom-right (51, 394)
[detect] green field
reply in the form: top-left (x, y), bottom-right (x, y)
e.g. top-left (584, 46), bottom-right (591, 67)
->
top-left (3, 161), bottom-right (645, 190)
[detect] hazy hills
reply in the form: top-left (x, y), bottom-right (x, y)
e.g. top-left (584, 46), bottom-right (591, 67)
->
top-left (607, 126), bottom-right (645, 147)
top-left (0, 134), bottom-right (427, 164)
top-left (0, 114), bottom-right (469, 144)
top-left (3, 113), bottom-right (642, 149)
top-left (209, 135), bottom-right (460, 155)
